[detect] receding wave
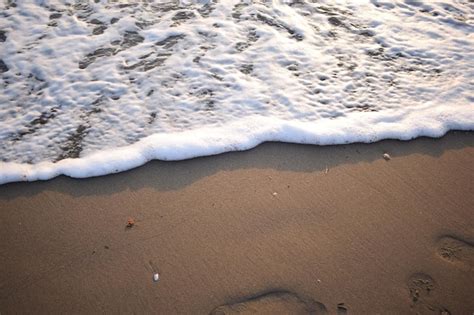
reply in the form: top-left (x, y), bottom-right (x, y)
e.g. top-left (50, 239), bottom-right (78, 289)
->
top-left (0, 0), bottom-right (473, 184)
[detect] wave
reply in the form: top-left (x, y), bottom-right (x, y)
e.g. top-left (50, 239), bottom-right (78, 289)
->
top-left (0, 0), bottom-right (473, 184)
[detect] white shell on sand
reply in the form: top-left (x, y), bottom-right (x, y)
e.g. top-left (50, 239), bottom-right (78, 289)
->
top-left (153, 273), bottom-right (160, 282)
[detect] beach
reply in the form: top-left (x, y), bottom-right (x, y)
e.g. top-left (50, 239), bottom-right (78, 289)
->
top-left (0, 131), bottom-right (473, 314)
top-left (1, 1), bottom-right (473, 313)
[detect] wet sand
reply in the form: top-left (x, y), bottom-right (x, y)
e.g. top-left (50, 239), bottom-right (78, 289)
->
top-left (1, 131), bottom-right (473, 314)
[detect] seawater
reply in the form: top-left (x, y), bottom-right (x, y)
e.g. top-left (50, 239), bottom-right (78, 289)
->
top-left (0, 0), bottom-right (473, 184)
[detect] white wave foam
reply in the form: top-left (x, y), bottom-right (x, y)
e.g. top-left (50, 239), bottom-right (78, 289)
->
top-left (0, 0), bottom-right (473, 184)
top-left (2, 108), bottom-right (472, 185)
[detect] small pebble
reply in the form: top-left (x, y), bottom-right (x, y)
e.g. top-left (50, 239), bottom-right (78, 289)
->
top-left (383, 153), bottom-right (391, 161)
top-left (126, 217), bottom-right (135, 228)
top-left (272, 192), bottom-right (278, 196)
top-left (153, 273), bottom-right (160, 282)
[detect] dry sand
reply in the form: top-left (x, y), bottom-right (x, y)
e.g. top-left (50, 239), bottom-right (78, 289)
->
top-left (1, 131), bottom-right (473, 314)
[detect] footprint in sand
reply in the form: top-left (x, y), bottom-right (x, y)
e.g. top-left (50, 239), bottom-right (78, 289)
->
top-left (408, 273), bottom-right (436, 304)
top-left (407, 273), bottom-right (450, 315)
top-left (436, 236), bottom-right (474, 269)
top-left (209, 291), bottom-right (327, 315)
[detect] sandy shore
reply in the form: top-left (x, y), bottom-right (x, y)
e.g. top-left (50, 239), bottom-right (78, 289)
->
top-left (1, 131), bottom-right (473, 314)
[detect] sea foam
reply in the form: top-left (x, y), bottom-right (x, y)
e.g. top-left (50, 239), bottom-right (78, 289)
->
top-left (0, 0), bottom-right (473, 184)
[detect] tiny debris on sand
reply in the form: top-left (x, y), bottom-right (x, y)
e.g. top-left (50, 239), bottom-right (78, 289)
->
top-left (383, 153), bottom-right (391, 161)
top-left (272, 192), bottom-right (278, 196)
top-left (126, 217), bottom-right (135, 228)
top-left (153, 273), bottom-right (160, 282)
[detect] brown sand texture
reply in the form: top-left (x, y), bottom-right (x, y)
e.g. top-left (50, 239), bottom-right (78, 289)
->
top-left (0, 131), bottom-right (473, 314)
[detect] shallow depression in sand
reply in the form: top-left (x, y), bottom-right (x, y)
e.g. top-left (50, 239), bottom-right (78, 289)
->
top-left (210, 291), bottom-right (327, 315)
top-left (436, 236), bottom-right (474, 269)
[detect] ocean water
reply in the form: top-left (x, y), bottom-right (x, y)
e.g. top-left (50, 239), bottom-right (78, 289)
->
top-left (0, 0), bottom-right (473, 184)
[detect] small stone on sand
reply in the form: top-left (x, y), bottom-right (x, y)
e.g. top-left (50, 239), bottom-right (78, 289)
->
top-left (383, 153), bottom-right (391, 161)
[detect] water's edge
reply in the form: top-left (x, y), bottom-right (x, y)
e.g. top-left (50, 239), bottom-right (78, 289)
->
top-left (1, 116), bottom-right (472, 185)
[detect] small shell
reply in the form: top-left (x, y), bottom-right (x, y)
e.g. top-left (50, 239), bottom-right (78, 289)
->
top-left (153, 273), bottom-right (160, 282)
top-left (383, 153), bottom-right (391, 161)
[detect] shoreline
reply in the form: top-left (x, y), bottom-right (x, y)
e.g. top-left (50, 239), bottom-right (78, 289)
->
top-left (1, 131), bottom-right (473, 314)
top-left (2, 123), bottom-right (473, 185)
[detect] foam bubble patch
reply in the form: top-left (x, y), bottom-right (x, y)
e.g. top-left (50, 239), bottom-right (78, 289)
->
top-left (0, 0), bottom-right (473, 184)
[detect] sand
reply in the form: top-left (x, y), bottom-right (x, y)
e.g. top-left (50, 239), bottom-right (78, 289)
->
top-left (0, 131), bottom-right (473, 314)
